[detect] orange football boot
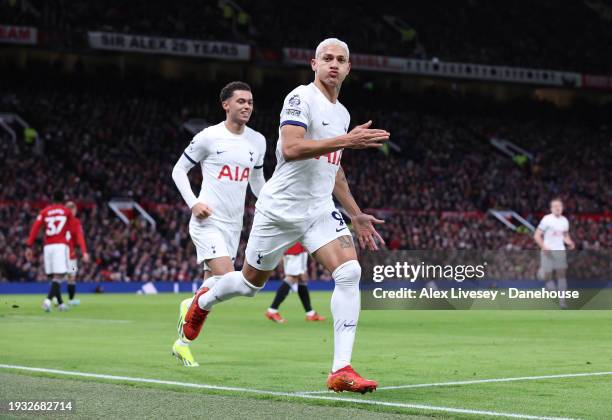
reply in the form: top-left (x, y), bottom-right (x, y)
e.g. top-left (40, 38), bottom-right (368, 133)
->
top-left (327, 365), bottom-right (378, 394)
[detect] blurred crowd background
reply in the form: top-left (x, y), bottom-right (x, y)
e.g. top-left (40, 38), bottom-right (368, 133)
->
top-left (1, 0), bottom-right (610, 282)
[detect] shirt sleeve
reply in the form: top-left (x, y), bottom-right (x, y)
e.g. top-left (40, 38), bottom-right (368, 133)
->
top-left (249, 167), bottom-right (265, 198)
top-left (182, 131), bottom-right (210, 165)
top-left (254, 133), bottom-right (266, 169)
top-left (75, 219), bottom-right (87, 254)
top-left (249, 133), bottom-right (267, 197)
top-left (172, 154), bottom-right (199, 209)
top-left (279, 88), bottom-right (311, 130)
top-left (537, 217), bottom-right (548, 232)
top-left (26, 213), bottom-right (43, 246)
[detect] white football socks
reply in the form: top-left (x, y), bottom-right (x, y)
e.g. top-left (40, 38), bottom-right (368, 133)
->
top-left (330, 260), bottom-right (361, 372)
top-left (201, 274), bottom-right (221, 290)
top-left (175, 338), bottom-right (190, 346)
top-left (198, 271), bottom-right (261, 311)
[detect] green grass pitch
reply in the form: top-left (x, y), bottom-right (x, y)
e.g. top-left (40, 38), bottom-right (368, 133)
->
top-left (1, 292), bottom-right (611, 419)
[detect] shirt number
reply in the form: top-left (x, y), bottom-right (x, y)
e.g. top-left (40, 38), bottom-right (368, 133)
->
top-left (44, 216), bottom-right (67, 236)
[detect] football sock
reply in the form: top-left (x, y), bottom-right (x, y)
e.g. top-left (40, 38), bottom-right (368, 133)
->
top-left (47, 282), bottom-right (55, 300)
top-left (176, 338), bottom-right (190, 346)
top-left (297, 283), bottom-right (313, 313)
top-left (198, 271), bottom-right (261, 311)
top-left (51, 280), bottom-right (63, 305)
top-left (558, 277), bottom-right (568, 307)
top-left (270, 280), bottom-right (291, 310)
top-left (68, 284), bottom-right (76, 300)
top-left (331, 260), bottom-right (361, 372)
top-left (201, 275), bottom-right (221, 290)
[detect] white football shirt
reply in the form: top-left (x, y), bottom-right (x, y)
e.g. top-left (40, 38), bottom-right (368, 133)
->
top-left (537, 214), bottom-right (569, 250)
top-left (183, 122), bottom-right (266, 227)
top-left (256, 83), bottom-right (350, 223)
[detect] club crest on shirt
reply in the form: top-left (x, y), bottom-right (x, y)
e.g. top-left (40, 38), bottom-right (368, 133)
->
top-left (288, 95), bottom-right (301, 107)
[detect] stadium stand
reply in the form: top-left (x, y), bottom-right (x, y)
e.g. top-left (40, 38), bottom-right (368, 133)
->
top-left (3, 0), bottom-right (612, 72)
top-left (1, 70), bottom-right (609, 282)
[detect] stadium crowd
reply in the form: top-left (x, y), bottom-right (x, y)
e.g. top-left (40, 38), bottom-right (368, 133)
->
top-left (1, 75), bottom-right (610, 282)
top-left (2, 0), bottom-right (612, 73)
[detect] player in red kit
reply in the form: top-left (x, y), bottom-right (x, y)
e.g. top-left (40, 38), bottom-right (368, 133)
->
top-left (266, 242), bottom-right (326, 323)
top-left (26, 191), bottom-right (75, 312)
top-left (65, 201), bottom-right (90, 306)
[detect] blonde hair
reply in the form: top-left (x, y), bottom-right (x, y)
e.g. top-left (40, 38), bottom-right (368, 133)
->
top-left (315, 38), bottom-right (349, 59)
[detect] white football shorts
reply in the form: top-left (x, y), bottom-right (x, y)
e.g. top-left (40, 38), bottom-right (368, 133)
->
top-left (43, 244), bottom-right (70, 275)
top-left (283, 252), bottom-right (308, 276)
top-left (189, 219), bottom-right (240, 271)
top-left (245, 207), bottom-right (351, 271)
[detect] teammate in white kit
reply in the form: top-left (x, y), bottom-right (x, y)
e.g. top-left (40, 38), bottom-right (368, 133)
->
top-left (182, 38), bottom-right (390, 393)
top-left (534, 197), bottom-right (575, 308)
top-left (171, 81), bottom-right (266, 366)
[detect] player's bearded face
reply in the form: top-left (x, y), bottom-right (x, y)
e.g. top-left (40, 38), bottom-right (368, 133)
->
top-left (312, 45), bottom-right (350, 87)
top-left (224, 90), bottom-right (253, 124)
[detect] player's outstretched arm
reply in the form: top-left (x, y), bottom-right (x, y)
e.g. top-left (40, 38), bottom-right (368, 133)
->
top-left (171, 155), bottom-right (212, 219)
top-left (281, 121), bottom-right (390, 162)
top-left (333, 166), bottom-right (385, 251)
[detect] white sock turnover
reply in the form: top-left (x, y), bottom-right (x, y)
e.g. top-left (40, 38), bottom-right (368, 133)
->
top-left (198, 271), bottom-right (261, 311)
top-left (201, 275), bottom-right (221, 290)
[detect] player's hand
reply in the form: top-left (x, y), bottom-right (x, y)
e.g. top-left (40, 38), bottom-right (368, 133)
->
top-left (351, 213), bottom-right (386, 251)
top-left (82, 252), bottom-right (91, 264)
top-left (25, 248), bottom-right (33, 261)
top-left (567, 241), bottom-right (576, 250)
top-left (343, 121), bottom-right (390, 149)
top-left (191, 202), bottom-right (213, 219)
top-left (541, 245), bottom-right (550, 254)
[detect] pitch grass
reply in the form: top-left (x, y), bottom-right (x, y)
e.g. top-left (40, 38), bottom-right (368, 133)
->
top-left (1, 292), bottom-right (611, 419)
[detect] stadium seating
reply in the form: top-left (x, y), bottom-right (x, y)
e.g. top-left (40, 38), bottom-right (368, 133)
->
top-left (1, 73), bottom-right (609, 282)
top-left (3, 0), bottom-right (612, 73)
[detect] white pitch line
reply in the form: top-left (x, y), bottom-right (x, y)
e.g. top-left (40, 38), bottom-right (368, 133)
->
top-left (297, 371), bottom-right (612, 394)
top-left (0, 364), bottom-right (573, 420)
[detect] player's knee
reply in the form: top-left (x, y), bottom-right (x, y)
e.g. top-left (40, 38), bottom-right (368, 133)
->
top-left (332, 260), bottom-right (361, 288)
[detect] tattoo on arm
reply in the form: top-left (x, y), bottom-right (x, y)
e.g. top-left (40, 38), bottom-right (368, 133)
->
top-left (337, 167), bottom-right (355, 200)
top-left (338, 235), bottom-right (354, 249)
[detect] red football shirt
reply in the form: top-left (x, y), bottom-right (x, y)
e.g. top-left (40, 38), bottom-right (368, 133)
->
top-left (27, 204), bottom-right (75, 247)
top-left (67, 217), bottom-right (87, 259)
